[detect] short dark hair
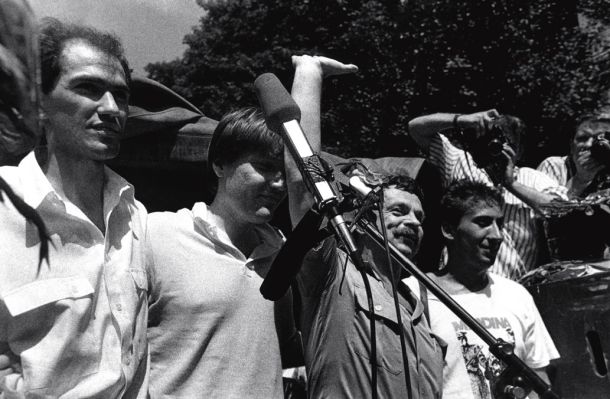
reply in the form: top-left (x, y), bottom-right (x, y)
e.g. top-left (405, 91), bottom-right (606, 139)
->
top-left (574, 116), bottom-right (610, 139)
top-left (206, 107), bottom-right (283, 195)
top-left (39, 18), bottom-right (131, 94)
top-left (384, 175), bottom-right (424, 204)
top-left (440, 179), bottom-right (504, 229)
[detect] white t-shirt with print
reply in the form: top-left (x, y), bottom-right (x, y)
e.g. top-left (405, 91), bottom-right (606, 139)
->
top-left (405, 272), bottom-right (559, 399)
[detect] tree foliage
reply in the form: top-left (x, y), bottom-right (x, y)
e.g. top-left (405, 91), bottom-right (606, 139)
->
top-left (146, 0), bottom-right (610, 164)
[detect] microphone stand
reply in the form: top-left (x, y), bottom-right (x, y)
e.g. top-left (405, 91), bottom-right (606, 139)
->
top-left (284, 153), bottom-right (382, 399)
top-left (254, 73), bottom-right (382, 398)
top-left (356, 217), bottom-right (560, 399)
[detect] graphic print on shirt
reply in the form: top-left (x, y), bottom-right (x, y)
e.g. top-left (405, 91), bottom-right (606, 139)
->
top-left (453, 317), bottom-right (516, 399)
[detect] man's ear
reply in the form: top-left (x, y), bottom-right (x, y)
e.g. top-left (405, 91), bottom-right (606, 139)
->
top-left (441, 223), bottom-right (455, 241)
top-left (212, 162), bottom-right (224, 179)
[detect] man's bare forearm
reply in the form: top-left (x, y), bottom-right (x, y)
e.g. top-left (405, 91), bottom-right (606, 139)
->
top-left (286, 57), bottom-right (324, 227)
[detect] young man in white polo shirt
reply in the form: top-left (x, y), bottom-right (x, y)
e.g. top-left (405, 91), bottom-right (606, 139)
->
top-left (146, 107), bottom-right (298, 398)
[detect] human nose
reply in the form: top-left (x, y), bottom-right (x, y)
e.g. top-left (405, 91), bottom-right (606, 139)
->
top-left (400, 211), bottom-right (421, 228)
top-left (580, 136), bottom-right (595, 148)
top-left (98, 91), bottom-right (120, 116)
top-left (488, 221), bottom-right (503, 242)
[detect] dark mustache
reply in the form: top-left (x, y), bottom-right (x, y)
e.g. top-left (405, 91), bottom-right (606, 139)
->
top-left (394, 224), bottom-right (419, 238)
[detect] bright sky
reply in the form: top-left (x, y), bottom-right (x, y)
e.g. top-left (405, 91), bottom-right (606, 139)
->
top-left (29, 0), bottom-right (203, 75)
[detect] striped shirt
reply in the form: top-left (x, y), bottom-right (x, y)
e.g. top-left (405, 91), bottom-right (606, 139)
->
top-left (428, 134), bottom-right (562, 279)
top-left (537, 156), bottom-right (573, 186)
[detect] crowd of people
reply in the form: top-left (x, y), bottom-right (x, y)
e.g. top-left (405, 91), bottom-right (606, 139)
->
top-left (0, 5), bottom-right (609, 399)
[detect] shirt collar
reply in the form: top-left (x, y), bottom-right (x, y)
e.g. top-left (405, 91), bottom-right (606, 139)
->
top-left (103, 166), bottom-right (136, 213)
top-left (356, 232), bottom-right (386, 281)
top-left (398, 280), bottom-right (424, 321)
top-left (565, 155), bottom-right (576, 179)
top-left (191, 202), bottom-right (284, 259)
top-left (18, 151), bottom-right (136, 217)
top-left (19, 151), bottom-right (56, 209)
top-left (355, 232), bottom-right (424, 321)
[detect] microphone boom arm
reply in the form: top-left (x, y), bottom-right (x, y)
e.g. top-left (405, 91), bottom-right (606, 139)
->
top-left (280, 119), bottom-right (361, 259)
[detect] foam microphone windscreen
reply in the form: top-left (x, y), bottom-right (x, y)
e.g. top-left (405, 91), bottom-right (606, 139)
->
top-left (254, 73), bottom-right (301, 133)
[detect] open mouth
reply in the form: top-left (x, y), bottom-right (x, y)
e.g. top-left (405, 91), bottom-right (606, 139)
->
top-left (93, 124), bottom-right (118, 132)
top-left (91, 119), bottom-right (122, 135)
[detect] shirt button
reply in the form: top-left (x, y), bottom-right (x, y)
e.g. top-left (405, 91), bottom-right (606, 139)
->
top-left (125, 357), bottom-right (131, 366)
top-left (116, 304), bottom-right (122, 311)
top-left (374, 305), bottom-right (382, 311)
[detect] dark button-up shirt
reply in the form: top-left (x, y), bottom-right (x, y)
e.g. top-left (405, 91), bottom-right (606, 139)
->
top-left (297, 234), bottom-right (444, 398)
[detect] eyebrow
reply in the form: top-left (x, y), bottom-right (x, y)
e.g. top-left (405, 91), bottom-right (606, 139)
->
top-left (70, 75), bottom-right (130, 93)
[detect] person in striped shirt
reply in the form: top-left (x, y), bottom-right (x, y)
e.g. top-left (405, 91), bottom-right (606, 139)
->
top-left (537, 116), bottom-right (610, 198)
top-left (408, 110), bottom-right (565, 280)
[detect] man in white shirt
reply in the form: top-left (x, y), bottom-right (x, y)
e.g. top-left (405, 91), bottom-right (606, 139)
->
top-left (537, 116), bottom-right (610, 198)
top-left (146, 107), bottom-right (298, 398)
top-left (0, 18), bottom-right (148, 398)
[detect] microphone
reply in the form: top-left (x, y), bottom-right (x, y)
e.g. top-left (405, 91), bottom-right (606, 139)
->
top-left (254, 73), bottom-right (361, 299)
top-left (254, 73), bottom-right (338, 209)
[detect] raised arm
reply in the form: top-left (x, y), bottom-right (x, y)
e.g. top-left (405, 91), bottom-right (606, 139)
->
top-left (408, 110), bottom-right (499, 153)
top-left (499, 145), bottom-right (564, 209)
top-left (286, 55), bottom-right (357, 227)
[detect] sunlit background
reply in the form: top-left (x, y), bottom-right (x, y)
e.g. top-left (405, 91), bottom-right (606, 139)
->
top-left (29, 0), bottom-right (203, 74)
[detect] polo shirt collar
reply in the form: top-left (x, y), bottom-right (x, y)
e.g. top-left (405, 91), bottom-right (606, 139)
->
top-left (251, 222), bottom-right (284, 259)
top-left (191, 202), bottom-right (283, 260)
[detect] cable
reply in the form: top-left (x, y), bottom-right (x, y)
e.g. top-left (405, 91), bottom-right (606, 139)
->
top-left (307, 155), bottom-right (380, 399)
top-left (358, 266), bottom-right (378, 399)
top-left (376, 188), bottom-right (413, 399)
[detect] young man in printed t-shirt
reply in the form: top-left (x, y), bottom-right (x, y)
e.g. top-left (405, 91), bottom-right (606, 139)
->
top-left (406, 180), bottom-right (559, 399)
